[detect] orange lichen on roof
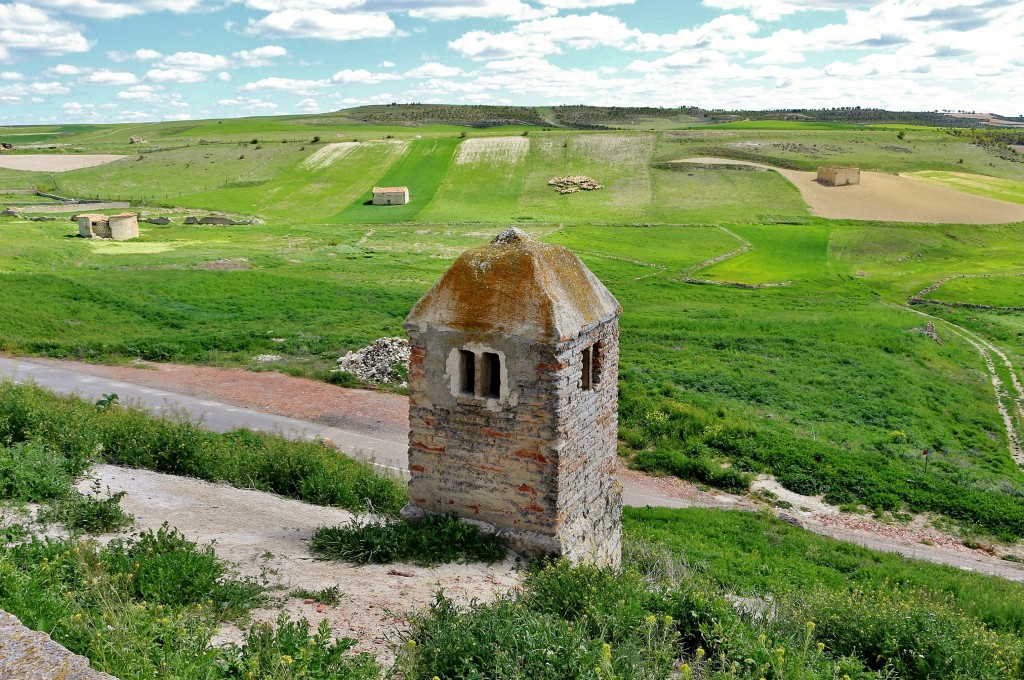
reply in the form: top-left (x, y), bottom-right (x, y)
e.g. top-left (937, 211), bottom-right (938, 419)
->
top-left (404, 227), bottom-right (621, 343)
top-left (373, 186), bottom-right (409, 193)
top-left (74, 213), bottom-right (108, 222)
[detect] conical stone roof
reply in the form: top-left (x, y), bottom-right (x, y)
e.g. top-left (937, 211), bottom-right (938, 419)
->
top-left (404, 227), bottom-right (620, 344)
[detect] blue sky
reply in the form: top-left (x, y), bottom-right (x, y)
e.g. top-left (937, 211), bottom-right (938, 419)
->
top-left (1, 0), bottom-right (1021, 124)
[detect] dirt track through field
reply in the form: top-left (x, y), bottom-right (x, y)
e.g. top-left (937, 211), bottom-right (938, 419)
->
top-left (677, 157), bottom-right (1024, 224)
top-left (0, 154), bottom-right (125, 172)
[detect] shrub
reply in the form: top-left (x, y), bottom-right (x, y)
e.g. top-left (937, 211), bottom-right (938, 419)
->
top-left (0, 442), bottom-right (74, 502)
top-left (310, 514), bottom-right (506, 566)
top-left (102, 524), bottom-right (261, 617)
top-left (40, 489), bottom-right (133, 534)
top-left (795, 586), bottom-right (1024, 679)
top-left (224, 613), bottom-right (379, 679)
top-left (0, 381), bottom-right (407, 516)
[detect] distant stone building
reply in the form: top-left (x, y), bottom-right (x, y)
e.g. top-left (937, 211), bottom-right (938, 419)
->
top-left (372, 186), bottom-right (409, 206)
top-left (817, 166), bottom-right (860, 186)
top-left (75, 212), bottom-right (138, 240)
top-left (402, 227), bottom-right (623, 566)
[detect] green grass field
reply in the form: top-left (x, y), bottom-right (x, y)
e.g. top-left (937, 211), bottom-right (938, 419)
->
top-left (922, 275), bottom-right (1024, 307)
top-left (2, 115), bottom-right (1024, 542)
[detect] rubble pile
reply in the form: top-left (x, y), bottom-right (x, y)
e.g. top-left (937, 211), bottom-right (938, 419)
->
top-left (336, 336), bottom-right (410, 385)
top-left (548, 175), bottom-right (604, 194)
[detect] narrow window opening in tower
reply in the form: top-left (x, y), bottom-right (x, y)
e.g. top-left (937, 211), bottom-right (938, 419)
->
top-left (459, 349), bottom-right (476, 395)
top-left (482, 352), bottom-right (501, 398)
top-left (582, 346), bottom-right (593, 390)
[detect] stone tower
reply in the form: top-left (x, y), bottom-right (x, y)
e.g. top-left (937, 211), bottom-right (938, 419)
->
top-left (402, 227), bottom-right (622, 566)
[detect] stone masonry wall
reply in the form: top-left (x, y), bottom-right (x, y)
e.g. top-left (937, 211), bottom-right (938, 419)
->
top-left (552, 321), bottom-right (621, 566)
top-left (405, 329), bottom-right (563, 554)
top-left (405, 318), bottom-right (621, 564)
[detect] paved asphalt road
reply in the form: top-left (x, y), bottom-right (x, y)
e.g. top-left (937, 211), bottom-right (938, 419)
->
top-left (0, 356), bottom-right (687, 509)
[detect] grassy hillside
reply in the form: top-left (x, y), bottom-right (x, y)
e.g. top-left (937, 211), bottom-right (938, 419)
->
top-left (2, 114), bottom-right (1024, 542)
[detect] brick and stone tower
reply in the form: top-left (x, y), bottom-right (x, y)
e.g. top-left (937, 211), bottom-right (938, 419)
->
top-left (402, 227), bottom-right (622, 566)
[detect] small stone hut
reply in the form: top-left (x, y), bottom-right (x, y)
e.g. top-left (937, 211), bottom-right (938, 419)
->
top-left (372, 186), bottom-right (409, 206)
top-left (402, 227), bottom-right (623, 565)
top-left (817, 166), bottom-right (860, 186)
top-left (75, 213), bottom-right (139, 240)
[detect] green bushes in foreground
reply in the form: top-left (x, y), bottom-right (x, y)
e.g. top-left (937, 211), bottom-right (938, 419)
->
top-left (0, 380), bottom-right (407, 515)
top-left (0, 528), bottom-right (378, 679)
top-left (399, 539), bottom-right (1024, 679)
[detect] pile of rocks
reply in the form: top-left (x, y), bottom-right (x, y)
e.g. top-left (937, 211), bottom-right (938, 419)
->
top-left (548, 175), bottom-right (604, 194)
top-left (335, 337), bottom-right (410, 385)
top-left (183, 215), bottom-right (264, 225)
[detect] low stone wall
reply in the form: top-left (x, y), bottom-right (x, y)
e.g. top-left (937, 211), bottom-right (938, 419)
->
top-left (15, 202), bottom-right (131, 214)
top-left (0, 608), bottom-right (116, 679)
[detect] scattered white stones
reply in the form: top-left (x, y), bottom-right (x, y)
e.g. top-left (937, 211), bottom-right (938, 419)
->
top-left (548, 175), bottom-right (604, 194)
top-left (335, 337), bottom-right (410, 385)
top-left (254, 354), bottom-right (282, 363)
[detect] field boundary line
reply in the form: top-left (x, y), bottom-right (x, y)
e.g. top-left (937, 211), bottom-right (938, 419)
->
top-left (676, 226), bottom-right (791, 288)
top-left (575, 251), bottom-right (667, 280)
top-left (895, 302), bottom-right (1023, 466)
top-left (908, 272), bottom-right (1024, 312)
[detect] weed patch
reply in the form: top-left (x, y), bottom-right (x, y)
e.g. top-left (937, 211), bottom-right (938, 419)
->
top-left (0, 381), bottom-right (408, 515)
top-left (310, 514), bottom-right (507, 566)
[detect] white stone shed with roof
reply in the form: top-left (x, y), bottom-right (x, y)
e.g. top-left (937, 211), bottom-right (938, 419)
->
top-left (372, 186), bottom-right (409, 205)
top-left (402, 227), bottom-right (623, 566)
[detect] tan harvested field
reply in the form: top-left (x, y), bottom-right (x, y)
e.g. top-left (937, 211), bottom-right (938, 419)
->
top-left (454, 136), bottom-right (528, 165)
top-left (678, 157), bottom-right (1024, 224)
top-left (300, 142), bottom-right (359, 170)
top-left (0, 154), bottom-right (125, 171)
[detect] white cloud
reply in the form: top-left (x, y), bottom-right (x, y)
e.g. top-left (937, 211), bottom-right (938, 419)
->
top-left (62, 100), bottom-right (96, 115)
top-left (0, 71), bottom-right (24, 80)
top-left (158, 51), bottom-right (229, 71)
top-left (216, 95), bottom-right (278, 111)
top-left (406, 0), bottom-right (554, 21)
top-left (217, 71), bottom-right (232, 81)
top-left (0, 3), bottom-right (90, 61)
top-left (538, 0), bottom-right (635, 7)
top-left (233, 45), bottom-right (287, 67)
top-left (239, 76), bottom-right (327, 94)
top-left (145, 68), bottom-right (207, 83)
top-left (108, 48), bottom-right (163, 62)
top-left (331, 68), bottom-right (401, 84)
top-left (405, 62), bottom-right (462, 78)
top-left (46, 64), bottom-right (87, 76)
top-left (449, 12), bottom-right (639, 60)
top-left (116, 84), bottom-right (162, 101)
top-left (243, 0), bottom-right (364, 9)
top-left (31, 0), bottom-right (217, 20)
top-left (295, 97), bottom-right (320, 112)
top-left (246, 9), bottom-right (396, 40)
top-left (635, 14), bottom-right (760, 52)
top-left (378, 60), bottom-right (395, 68)
top-left (5, 81), bottom-right (72, 96)
top-left (81, 69), bottom-right (138, 85)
